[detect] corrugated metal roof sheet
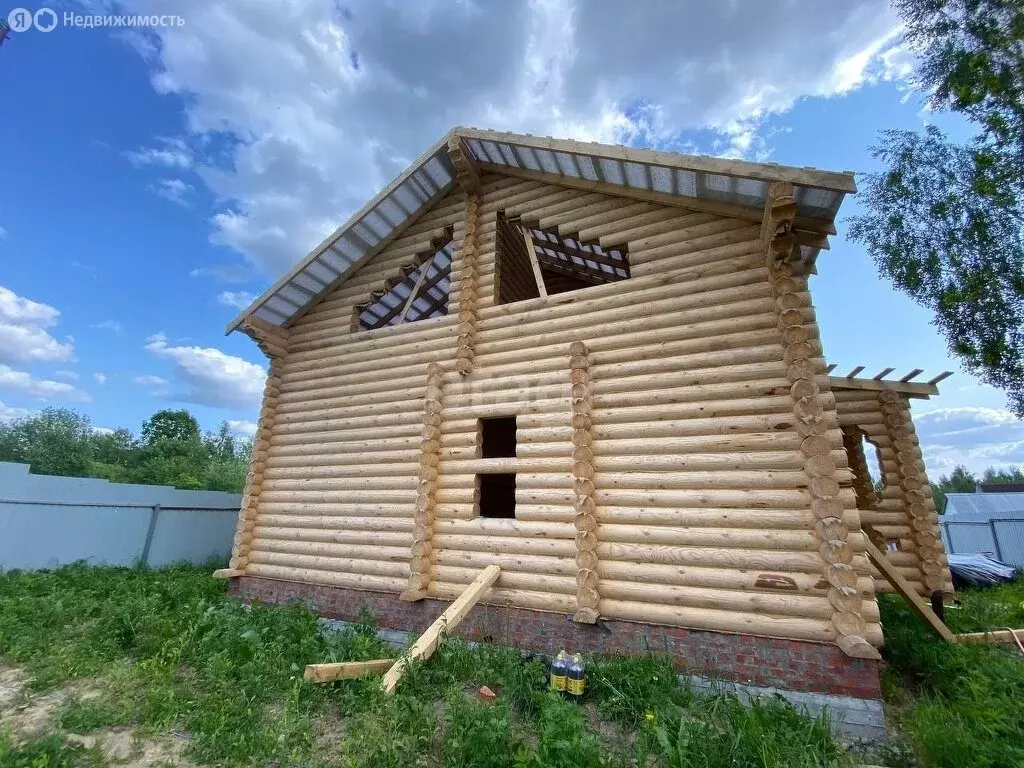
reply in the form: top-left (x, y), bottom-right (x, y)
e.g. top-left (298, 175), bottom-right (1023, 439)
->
top-left (228, 127), bottom-right (856, 334)
top-left (945, 492), bottom-right (1024, 518)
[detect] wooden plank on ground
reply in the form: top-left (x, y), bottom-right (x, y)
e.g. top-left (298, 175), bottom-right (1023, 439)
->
top-left (212, 568), bottom-right (242, 579)
top-left (956, 629), bottom-right (1024, 649)
top-left (863, 538), bottom-right (955, 642)
top-left (381, 564), bottom-right (501, 694)
top-left (304, 659), bottom-right (396, 683)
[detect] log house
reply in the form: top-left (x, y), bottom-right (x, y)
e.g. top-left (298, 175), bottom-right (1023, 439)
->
top-left (222, 128), bottom-right (953, 700)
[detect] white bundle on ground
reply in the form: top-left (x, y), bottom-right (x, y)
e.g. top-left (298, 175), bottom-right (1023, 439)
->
top-left (947, 554), bottom-right (1018, 588)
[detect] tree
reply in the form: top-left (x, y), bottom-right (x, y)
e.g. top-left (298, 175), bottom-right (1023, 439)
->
top-left (141, 409), bottom-right (201, 445)
top-left (0, 408), bottom-right (95, 477)
top-left (849, 0), bottom-right (1024, 415)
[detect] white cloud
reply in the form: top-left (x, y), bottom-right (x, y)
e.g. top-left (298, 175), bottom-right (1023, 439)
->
top-left (0, 364), bottom-right (91, 403)
top-left (0, 226), bottom-right (7, 240)
top-left (93, 372), bottom-right (108, 385)
top-left (93, 426), bottom-right (116, 436)
top-left (90, 320), bottom-right (124, 335)
top-left (151, 178), bottom-right (194, 205)
top-left (217, 290), bottom-right (256, 310)
top-left (915, 407), bottom-right (1024, 477)
top-left (144, 337), bottom-right (266, 408)
top-left (0, 400), bottom-right (33, 422)
top-left (124, 136), bottom-right (193, 168)
top-left (226, 419), bottom-right (258, 438)
top-left (133, 374), bottom-right (169, 386)
top-left (54, 370), bottom-right (80, 381)
top-left (116, 0), bottom-right (910, 276)
top-left (0, 285), bottom-right (75, 364)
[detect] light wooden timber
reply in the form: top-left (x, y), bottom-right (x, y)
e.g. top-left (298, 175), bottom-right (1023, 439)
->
top-left (863, 538), bottom-right (954, 642)
top-left (212, 568), bottom-right (242, 579)
top-left (520, 224), bottom-right (548, 298)
top-left (382, 565), bottom-right (501, 694)
top-left (829, 376), bottom-right (940, 399)
top-left (304, 659), bottom-right (396, 683)
top-left (955, 629), bottom-right (1024, 651)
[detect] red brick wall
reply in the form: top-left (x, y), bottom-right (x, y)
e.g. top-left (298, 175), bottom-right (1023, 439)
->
top-left (229, 576), bottom-right (881, 700)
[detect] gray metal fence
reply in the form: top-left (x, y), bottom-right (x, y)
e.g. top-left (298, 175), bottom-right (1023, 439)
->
top-left (0, 461), bottom-right (241, 570)
top-left (941, 518), bottom-right (1024, 568)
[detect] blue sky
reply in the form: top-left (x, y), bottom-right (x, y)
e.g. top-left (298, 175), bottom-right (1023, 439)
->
top-left (0, 0), bottom-right (1021, 477)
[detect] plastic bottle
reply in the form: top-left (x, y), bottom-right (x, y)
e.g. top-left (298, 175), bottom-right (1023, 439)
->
top-left (566, 653), bottom-right (586, 702)
top-left (549, 650), bottom-right (568, 694)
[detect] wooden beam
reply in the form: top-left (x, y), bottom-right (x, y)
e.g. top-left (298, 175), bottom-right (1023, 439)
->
top-left (520, 226), bottom-right (548, 298)
top-left (828, 376), bottom-right (938, 399)
top-left (863, 538), bottom-right (955, 642)
top-left (304, 659), bottom-right (396, 683)
top-left (529, 233), bottom-right (629, 274)
top-left (475, 161), bottom-right (837, 235)
top-left (381, 565), bottom-right (501, 694)
top-left (955, 629), bottom-right (1024, 651)
top-left (900, 368), bottom-right (924, 383)
top-left (398, 254), bottom-right (436, 324)
top-left (872, 367), bottom-right (895, 380)
top-left (844, 365), bottom-right (865, 378)
top-left (456, 127), bottom-right (858, 193)
top-left (927, 371), bottom-right (954, 386)
top-left (212, 568), bottom-right (242, 579)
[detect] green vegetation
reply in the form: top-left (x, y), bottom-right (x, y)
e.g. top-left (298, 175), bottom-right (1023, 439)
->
top-left (849, 0), bottom-right (1024, 415)
top-left (0, 407), bottom-right (251, 492)
top-left (879, 579), bottom-right (1024, 768)
top-left (0, 563), bottom-right (1021, 766)
top-left (931, 464), bottom-right (1024, 511)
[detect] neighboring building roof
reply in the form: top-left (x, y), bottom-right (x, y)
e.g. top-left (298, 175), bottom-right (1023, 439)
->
top-left (945, 492), bottom-right (1024, 518)
top-left (227, 127), bottom-right (858, 334)
top-left (979, 482), bottom-right (1024, 493)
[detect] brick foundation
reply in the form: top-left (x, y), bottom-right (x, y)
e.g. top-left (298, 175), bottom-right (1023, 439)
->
top-left (229, 576), bottom-right (881, 700)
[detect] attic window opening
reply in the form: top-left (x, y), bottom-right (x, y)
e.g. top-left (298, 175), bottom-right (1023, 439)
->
top-left (354, 229), bottom-right (453, 332)
top-left (479, 473), bottom-right (516, 519)
top-left (495, 211), bottom-right (629, 304)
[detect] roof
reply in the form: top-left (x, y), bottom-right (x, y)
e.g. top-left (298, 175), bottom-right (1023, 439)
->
top-left (227, 127), bottom-right (858, 334)
top-left (945, 492), bottom-right (1024, 518)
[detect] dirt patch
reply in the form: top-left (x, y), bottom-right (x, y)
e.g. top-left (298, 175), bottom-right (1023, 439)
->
top-left (0, 663), bottom-right (196, 767)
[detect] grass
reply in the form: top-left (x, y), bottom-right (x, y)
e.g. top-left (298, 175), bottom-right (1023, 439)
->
top-left (877, 578), bottom-right (1024, 768)
top-left (0, 563), bottom-right (1021, 766)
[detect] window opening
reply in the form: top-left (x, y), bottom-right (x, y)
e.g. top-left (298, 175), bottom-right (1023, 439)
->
top-left (354, 230), bottom-right (453, 331)
top-left (480, 416), bottom-right (516, 459)
top-left (479, 473), bottom-right (516, 518)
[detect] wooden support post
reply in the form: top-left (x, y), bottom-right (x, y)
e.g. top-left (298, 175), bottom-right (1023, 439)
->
top-left (383, 565), bottom-right (501, 694)
top-left (863, 538), bottom-right (955, 642)
top-left (520, 225), bottom-right (549, 298)
top-left (304, 659), bottom-right (397, 683)
top-left (402, 362), bottom-right (445, 601)
top-left (569, 340), bottom-right (599, 623)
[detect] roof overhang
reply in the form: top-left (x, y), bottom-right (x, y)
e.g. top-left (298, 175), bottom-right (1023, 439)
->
top-left (227, 127), bottom-right (858, 335)
top-left (828, 366), bottom-right (954, 399)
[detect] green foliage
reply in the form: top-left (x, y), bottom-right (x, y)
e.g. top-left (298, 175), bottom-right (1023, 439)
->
top-left (879, 579), bottom-right (1024, 768)
top-left (141, 409), bottom-right (200, 444)
top-left (0, 564), bottom-right (863, 768)
top-left (0, 730), bottom-right (105, 768)
top-left (0, 407), bottom-right (252, 492)
top-left (849, 0), bottom-right (1024, 414)
top-left (931, 463), bottom-right (1024, 511)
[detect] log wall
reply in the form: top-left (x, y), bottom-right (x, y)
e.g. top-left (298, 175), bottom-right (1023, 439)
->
top-left (238, 172), bottom-right (886, 652)
top-left (833, 388), bottom-right (953, 595)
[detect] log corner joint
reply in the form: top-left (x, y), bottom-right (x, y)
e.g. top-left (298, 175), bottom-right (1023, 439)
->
top-left (761, 181), bottom-right (798, 270)
top-left (447, 136), bottom-right (481, 195)
top-left (241, 317), bottom-right (291, 360)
